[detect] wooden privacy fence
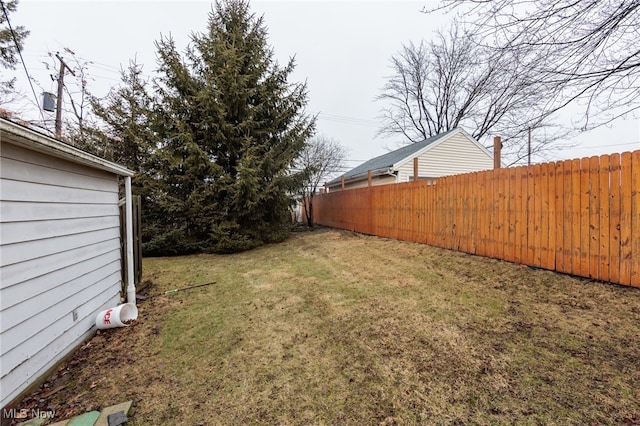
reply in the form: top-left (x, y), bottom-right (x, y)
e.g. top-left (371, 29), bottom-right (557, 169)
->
top-left (313, 151), bottom-right (640, 288)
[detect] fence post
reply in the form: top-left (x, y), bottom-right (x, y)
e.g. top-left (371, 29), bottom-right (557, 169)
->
top-left (413, 157), bottom-right (419, 181)
top-left (494, 136), bottom-right (502, 169)
top-left (341, 176), bottom-right (345, 190)
top-left (368, 170), bottom-right (372, 187)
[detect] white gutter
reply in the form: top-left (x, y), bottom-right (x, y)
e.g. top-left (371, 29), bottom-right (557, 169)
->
top-left (0, 118), bottom-right (134, 177)
top-left (125, 176), bottom-right (136, 305)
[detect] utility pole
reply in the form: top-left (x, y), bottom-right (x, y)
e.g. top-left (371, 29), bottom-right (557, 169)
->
top-left (493, 135), bottom-right (502, 169)
top-left (527, 127), bottom-right (532, 166)
top-left (54, 52), bottom-right (75, 138)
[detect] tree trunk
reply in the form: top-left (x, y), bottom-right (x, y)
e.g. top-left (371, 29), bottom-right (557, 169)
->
top-left (306, 196), bottom-right (314, 228)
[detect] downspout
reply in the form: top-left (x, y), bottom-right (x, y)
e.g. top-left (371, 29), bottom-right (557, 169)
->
top-left (125, 176), bottom-right (136, 305)
top-left (386, 168), bottom-right (398, 182)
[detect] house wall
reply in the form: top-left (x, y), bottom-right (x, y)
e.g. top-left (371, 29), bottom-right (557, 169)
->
top-left (396, 132), bottom-right (494, 182)
top-left (328, 174), bottom-right (396, 192)
top-left (0, 142), bottom-right (122, 408)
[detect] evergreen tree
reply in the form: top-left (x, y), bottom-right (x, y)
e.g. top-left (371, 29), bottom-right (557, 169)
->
top-left (88, 60), bottom-right (168, 254)
top-left (151, 0), bottom-right (314, 254)
top-left (90, 60), bottom-right (155, 173)
top-left (0, 0), bottom-right (29, 104)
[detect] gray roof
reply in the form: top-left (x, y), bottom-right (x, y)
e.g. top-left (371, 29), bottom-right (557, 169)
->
top-left (329, 128), bottom-right (457, 185)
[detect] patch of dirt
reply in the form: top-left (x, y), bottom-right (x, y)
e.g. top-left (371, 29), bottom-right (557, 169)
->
top-left (11, 332), bottom-right (113, 423)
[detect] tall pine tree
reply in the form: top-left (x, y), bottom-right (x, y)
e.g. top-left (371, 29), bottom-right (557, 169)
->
top-left (90, 60), bottom-right (156, 173)
top-left (88, 61), bottom-right (167, 253)
top-left (151, 0), bottom-right (314, 254)
top-left (0, 0), bottom-right (29, 104)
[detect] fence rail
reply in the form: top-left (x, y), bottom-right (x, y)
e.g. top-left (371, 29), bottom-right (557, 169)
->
top-left (313, 151), bottom-right (640, 287)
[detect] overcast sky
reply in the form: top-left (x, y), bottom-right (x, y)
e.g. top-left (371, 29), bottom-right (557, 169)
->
top-left (7, 0), bottom-right (640, 170)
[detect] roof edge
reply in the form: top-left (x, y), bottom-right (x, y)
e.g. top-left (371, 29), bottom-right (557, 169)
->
top-left (0, 117), bottom-right (134, 177)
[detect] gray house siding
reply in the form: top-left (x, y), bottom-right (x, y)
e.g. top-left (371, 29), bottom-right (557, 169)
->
top-left (0, 141), bottom-right (123, 408)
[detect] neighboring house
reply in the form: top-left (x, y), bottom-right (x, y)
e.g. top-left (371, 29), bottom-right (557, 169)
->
top-left (0, 117), bottom-right (135, 409)
top-left (327, 128), bottom-right (494, 191)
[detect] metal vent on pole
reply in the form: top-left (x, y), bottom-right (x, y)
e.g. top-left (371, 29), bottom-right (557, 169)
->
top-left (42, 92), bottom-right (55, 112)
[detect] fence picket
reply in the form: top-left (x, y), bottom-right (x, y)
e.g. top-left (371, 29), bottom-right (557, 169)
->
top-left (570, 159), bottom-right (582, 276)
top-left (507, 167), bottom-right (517, 263)
top-left (476, 172), bottom-right (485, 255)
top-left (554, 161), bottom-right (565, 272)
top-left (599, 155), bottom-right (610, 282)
top-left (579, 157), bottom-right (591, 277)
top-left (498, 168), bottom-right (506, 261)
top-left (589, 156), bottom-right (601, 279)
top-left (488, 169), bottom-right (496, 258)
top-left (631, 151), bottom-right (640, 287)
top-left (514, 166), bottom-right (524, 264)
top-left (620, 152), bottom-right (632, 285)
top-left (609, 154), bottom-right (622, 283)
top-left (546, 162), bottom-right (556, 271)
top-left (540, 163), bottom-right (551, 270)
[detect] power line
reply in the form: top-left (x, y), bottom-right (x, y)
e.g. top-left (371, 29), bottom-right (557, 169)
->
top-left (24, 50), bottom-right (156, 84)
top-left (545, 141), bottom-right (640, 162)
top-left (575, 141), bottom-right (639, 149)
top-left (0, 0), bottom-right (48, 128)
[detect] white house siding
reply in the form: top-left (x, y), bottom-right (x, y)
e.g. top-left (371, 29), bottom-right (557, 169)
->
top-left (0, 142), bottom-right (122, 408)
top-left (396, 132), bottom-right (493, 182)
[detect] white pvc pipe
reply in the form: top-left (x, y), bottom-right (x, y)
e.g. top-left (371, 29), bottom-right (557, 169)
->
top-left (96, 303), bottom-right (139, 329)
top-left (125, 176), bottom-right (136, 305)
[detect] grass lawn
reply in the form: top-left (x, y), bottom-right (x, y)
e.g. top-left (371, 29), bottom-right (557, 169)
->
top-left (23, 229), bottom-right (640, 425)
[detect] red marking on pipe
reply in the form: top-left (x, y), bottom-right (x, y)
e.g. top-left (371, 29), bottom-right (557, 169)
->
top-left (103, 309), bottom-right (113, 325)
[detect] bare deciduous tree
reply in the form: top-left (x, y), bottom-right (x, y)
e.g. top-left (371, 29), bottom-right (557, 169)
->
top-left (377, 24), bottom-right (569, 165)
top-left (55, 49), bottom-right (95, 139)
top-left (430, 0), bottom-right (640, 130)
top-left (31, 48), bottom-right (99, 142)
top-left (297, 135), bottom-right (347, 227)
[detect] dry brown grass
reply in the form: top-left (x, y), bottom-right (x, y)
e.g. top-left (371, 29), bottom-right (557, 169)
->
top-left (17, 229), bottom-right (640, 425)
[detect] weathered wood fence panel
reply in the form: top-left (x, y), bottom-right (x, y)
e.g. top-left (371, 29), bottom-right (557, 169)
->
top-left (313, 150), bottom-right (640, 287)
